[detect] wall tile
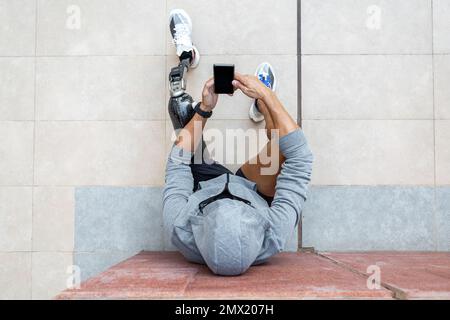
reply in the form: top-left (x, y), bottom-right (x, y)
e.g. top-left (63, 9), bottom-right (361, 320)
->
top-left (203, 119), bottom-right (267, 173)
top-left (36, 56), bottom-right (165, 120)
top-left (436, 187), bottom-right (450, 251)
top-left (301, 0), bottom-right (432, 54)
top-left (0, 58), bottom-right (35, 120)
top-left (302, 55), bottom-right (433, 119)
top-left (0, 0), bottom-right (35, 56)
top-left (37, 0), bottom-right (165, 55)
top-left (31, 252), bottom-right (73, 299)
top-left (0, 187), bottom-right (32, 251)
top-left (74, 250), bottom-right (138, 282)
top-left (75, 187), bottom-right (163, 252)
top-left (0, 122), bottom-right (34, 186)
top-left (0, 252), bottom-right (31, 299)
top-left (166, 119), bottom-right (267, 174)
top-left (33, 187), bottom-right (74, 251)
top-left (167, 55), bottom-right (298, 120)
top-left (302, 186), bottom-right (436, 251)
top-left (433, 0), bottom-right (450, 53)
top-left (436, 120), bottom-right (450, 185)
top-left (434, 55), bottom-right (450, 119)
top-left (167, 0), bottom-right (297, 55)
top-left (35, 121), bottom-right (165, 186)
top-left (302, 120), bottom-right (434, 185)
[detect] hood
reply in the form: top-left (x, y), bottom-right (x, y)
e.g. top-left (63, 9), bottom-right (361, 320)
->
top-left (190, 198), bottom-right (268, 276)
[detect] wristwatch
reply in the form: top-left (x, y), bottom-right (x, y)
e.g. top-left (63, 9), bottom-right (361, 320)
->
top-left (193, 102), bottom-right (213, 118)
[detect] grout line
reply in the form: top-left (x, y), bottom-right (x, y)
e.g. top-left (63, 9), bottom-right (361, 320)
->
top-left (315, 252), bottom-right (408, 300)
top-left (6, 53), bottom-right (450, 59)
top-left (430, 0), bottom-right (439, 251)
top-left (30, 0), bottom-right (38, 299)
top-left (301, 53), bottom-right (436, 56)
top-left (1, 184), bottom-right (446, 188)
top-left (297, 0), bottom-right (302, 250)
top-left (2, 53), bottom-right (300, 58)
top-left (2, 118), bottom-right (448, 122)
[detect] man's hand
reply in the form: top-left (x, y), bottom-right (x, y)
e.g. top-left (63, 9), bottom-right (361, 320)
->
top-left (201, 77), bottom-right (218, 112)
top-left (232, 72), bottom-right (272, 101)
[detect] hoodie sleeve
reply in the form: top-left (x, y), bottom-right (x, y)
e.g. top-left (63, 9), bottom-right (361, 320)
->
top-left (162, 145), bottom-right (194, 240)
top-left (267, 129), bottom-right (313, 251)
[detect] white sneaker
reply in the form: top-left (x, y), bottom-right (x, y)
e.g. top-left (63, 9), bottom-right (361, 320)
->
top-left (169, 9), bottom-right (200, 68)
top-left (249, 62), bottom-right (277, 122)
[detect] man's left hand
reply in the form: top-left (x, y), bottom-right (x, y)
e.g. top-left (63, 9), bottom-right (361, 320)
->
top-left (201, 78), bottom-right (218, 112)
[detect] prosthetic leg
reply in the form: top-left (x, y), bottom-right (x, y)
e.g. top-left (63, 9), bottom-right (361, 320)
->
top-left (168, 52), bottom-right (209, 162)
top-left (168, 52), bottom-right (196, 130)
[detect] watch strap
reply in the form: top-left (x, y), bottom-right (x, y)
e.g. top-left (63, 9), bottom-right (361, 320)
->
top-left (193, 102), bottom-right (212, 118)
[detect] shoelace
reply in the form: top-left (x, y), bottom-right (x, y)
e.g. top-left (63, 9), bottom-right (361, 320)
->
top-left (173, 23), bottom-right (192, 48)
top-left (258, 73), bottom-right (272, 89)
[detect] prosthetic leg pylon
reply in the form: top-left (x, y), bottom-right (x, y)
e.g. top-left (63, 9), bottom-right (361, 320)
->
top-left (168, 56), bottom-right (196, 130)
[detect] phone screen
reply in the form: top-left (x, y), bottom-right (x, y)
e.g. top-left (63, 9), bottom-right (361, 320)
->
top-left (214, 64), bottom-right (235, 94)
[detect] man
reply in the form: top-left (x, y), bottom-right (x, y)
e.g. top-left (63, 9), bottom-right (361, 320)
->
top-left (163, 9), bottom-right (313, 276)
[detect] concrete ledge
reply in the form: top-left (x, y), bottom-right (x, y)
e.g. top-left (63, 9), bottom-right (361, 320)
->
top-left (57, 251), bottom-right (393, 299)
top-left (322, 252), bottom-right (450, 299)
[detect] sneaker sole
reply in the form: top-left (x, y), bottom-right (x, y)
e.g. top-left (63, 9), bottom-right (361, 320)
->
top-left (249, 62), bottom-right (277, 122)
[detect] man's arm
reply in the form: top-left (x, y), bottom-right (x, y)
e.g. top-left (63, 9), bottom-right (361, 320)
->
top-left (261, 91), bottom-right (313, 250)
top-left (163, 78), bottom-right (218, 240)
top-left (233, 73), bottom-right (313, 251)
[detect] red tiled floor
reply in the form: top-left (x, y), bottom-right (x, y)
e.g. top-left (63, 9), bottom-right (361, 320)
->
top-left (322, 252), bottom-right (450, 299)
top-left (57, 251), bottom-right (392, 299)
top-left (58, 252), bottom-right (199, 299)
top-left (184, 252), bottom-right (390, 299)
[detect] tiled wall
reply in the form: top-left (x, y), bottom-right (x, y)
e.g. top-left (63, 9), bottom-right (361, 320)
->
top-left (301, 0), bottom-right (449, 250)
top-left (0, 0), bottom-right (298, 299)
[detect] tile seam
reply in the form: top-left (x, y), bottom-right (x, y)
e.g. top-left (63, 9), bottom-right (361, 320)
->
top-left (315, 252), bottom-right (407, 300)
top-left (30, 0), bottom-right (38, 300)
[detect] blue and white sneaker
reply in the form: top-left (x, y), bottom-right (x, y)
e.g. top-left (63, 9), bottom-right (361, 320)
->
top-left (249, 62), bottom-right (277, 122)
top-left (169, 9), bottom-right (200, 68)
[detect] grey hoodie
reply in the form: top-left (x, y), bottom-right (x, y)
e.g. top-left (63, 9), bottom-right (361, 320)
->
top-left (163, 129), bottom-right (313, 275)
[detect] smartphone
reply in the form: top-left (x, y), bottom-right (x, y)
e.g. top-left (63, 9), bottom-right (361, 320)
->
top-left (213, 64), bottom-right (235, 94)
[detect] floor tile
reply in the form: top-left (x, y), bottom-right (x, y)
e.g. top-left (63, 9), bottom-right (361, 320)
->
top-left (0, 252), bottom-right (31, 299)
top-left (37, 0), bottom-right (165, 55)
top-left (302, 186), bottom-right (435, 251)
top-left (0, 187), bottom-right (32, 251)
top-left (0, 121), bottom-right (34, 186)
top-left (433, 55), bottom-right (450, 119)
top-left (36, 56), bottom-right (165, 120)
top-left (302, 55), bottom-right (433, 119)
top-left (166, 54), bottom-right (298, 120)
top-left (167, 0), bottom-right (297, 55)
top-left (60, 252), bottom-right (199, 299)
top-left (74, 187), bottom-right (163, 252)
top-left (433, 0), bottom-right (450, 53)
top-left (57, 252), bottom-right (392, 299)
top-left (0, 0), bottom-right (36, 56)
top-left (34, 121), bottom-right (165, 186)
top-left (435, 120), bottom-right (450, 185)
top-left (32, 187), bottom-right (74, 251)
top-left (32, 252), bottom-right (73, 299)
top-left (323, 252), bottom-right (450, 299)
top-left (302, 120), bottom-right (434, 185)
top-left (0, 58), bottom-right (35, 120)
top-left (301, 0), bottom-right (432, 54)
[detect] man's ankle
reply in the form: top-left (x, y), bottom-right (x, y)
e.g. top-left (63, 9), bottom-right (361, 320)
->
top-left (179, 50), bottom-right (193, 64)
